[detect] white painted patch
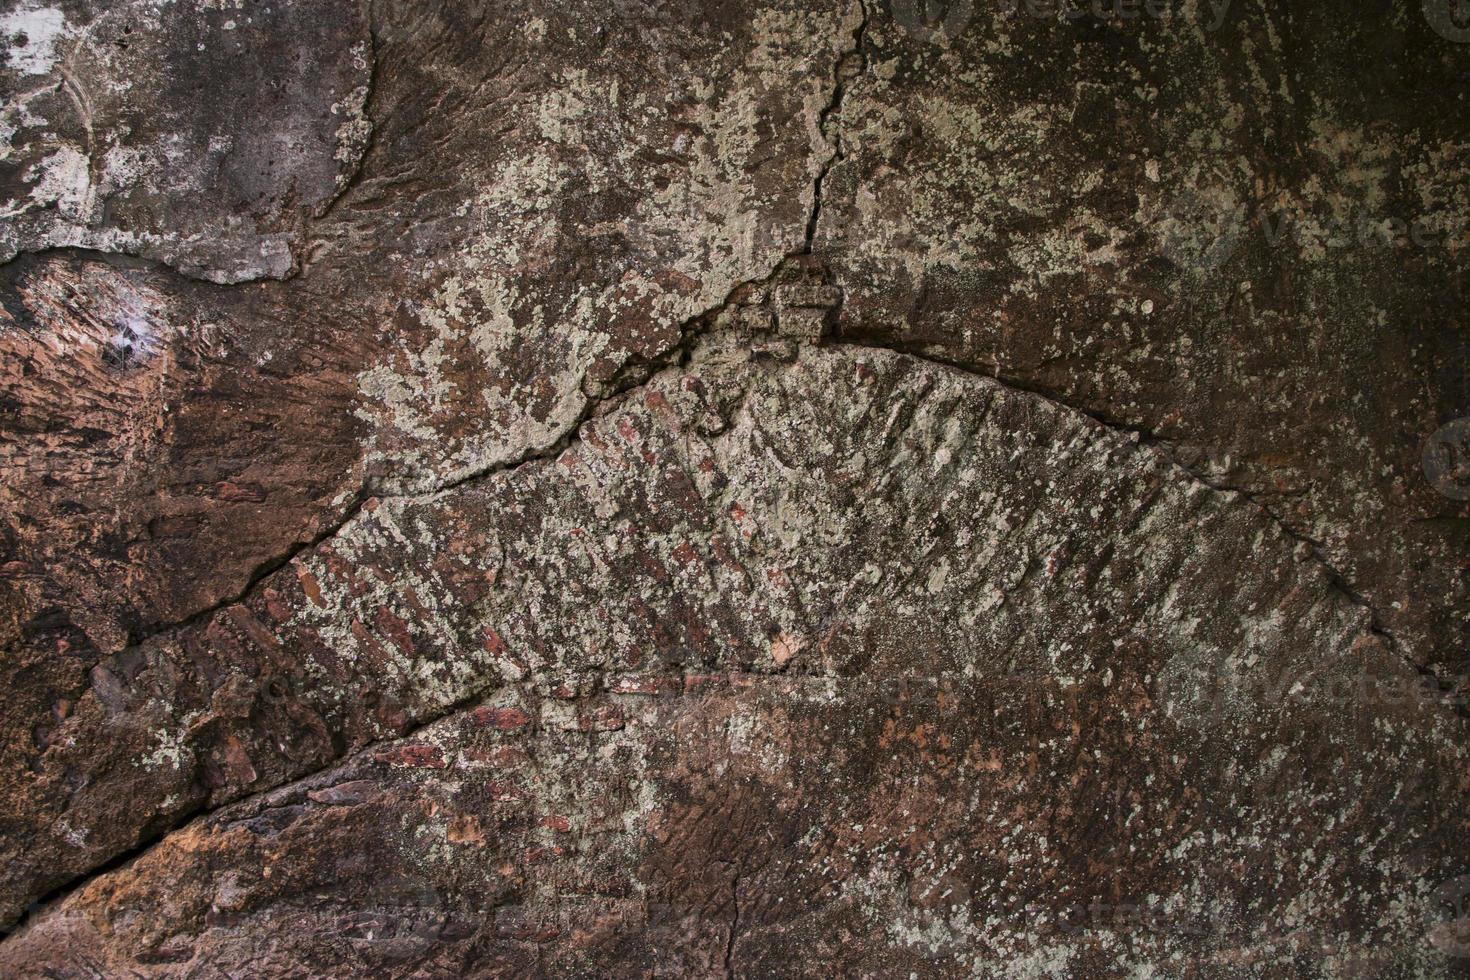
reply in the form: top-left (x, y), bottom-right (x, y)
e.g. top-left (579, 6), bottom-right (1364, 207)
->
top-left (0, 4), bottom-right (67, 76)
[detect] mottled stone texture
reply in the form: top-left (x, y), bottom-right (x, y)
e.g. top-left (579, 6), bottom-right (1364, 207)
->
top-left (0, 0), bottom-right (1466, 977)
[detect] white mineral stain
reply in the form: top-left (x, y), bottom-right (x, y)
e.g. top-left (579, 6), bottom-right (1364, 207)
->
top-left (0, 4), bottom-right (67, 76)
top-left (26, 146), bottom-right (91, 219)
top-left (138, 728), bottom-right (191, 771)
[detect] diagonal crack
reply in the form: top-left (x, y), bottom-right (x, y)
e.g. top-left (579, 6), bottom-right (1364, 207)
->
top-left (803, 0), bottom-right (871, 255)
top-left (360, 0), bottom-right (875, 507)
top-left (0, 679), bottom-right (497, 942)
top-left (29, 0), bottom-right (878, 662)
top-left (0, 4), bottom-right (881, 936)
top-left (0, 272), bottom-right (774, 941)
top-left (308, 0), bottom-right (380, 226)
top-left (724, 872), bottom-right (742, 978)
top-left (9, 327), bottom-right (1466, 942)
top-left (824, 337), bottom-right (1470, 718)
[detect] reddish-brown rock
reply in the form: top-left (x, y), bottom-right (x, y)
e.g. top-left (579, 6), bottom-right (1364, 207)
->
top-left (0, 0), bottom-right (1467, 976)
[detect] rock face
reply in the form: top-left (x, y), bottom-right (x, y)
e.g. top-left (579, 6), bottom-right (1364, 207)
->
top-left (0, 0), bottom-right (373, 281)
top-left (0, 1), bottom-right (1466, 977)
top-left (815, 0), bottom-right (1470, 679)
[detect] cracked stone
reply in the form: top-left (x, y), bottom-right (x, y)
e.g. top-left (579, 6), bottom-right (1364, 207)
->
top-left (815, 0), bottom-right (1470, 681)
top-left (0, 0), bottom-right (1467, 976)
top-left (3, 339), bottom-right (1468, 973)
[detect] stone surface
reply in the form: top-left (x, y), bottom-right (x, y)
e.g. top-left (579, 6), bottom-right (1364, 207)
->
top-left (0, 0), bottom-right (1467, 976)
top-left (816, 0), bottom-right (1470, 677)
top-left (4, 340), bottom-right (1469, 975)
top-left (0, 0), bottom-right (373, 281)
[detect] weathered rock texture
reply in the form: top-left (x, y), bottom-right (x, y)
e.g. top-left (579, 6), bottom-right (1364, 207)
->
top-left (0, 0), bottom-right (1467, 977)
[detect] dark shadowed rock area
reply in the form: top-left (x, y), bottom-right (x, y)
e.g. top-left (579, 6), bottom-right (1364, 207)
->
top-left (0, 0), bottom-right (1466, 976)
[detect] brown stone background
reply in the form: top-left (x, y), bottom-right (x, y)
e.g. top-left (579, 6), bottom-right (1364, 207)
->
top-left (0, 0), bottom-right (1467, 976)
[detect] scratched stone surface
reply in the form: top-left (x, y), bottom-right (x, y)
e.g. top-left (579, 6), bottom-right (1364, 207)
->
top-left (1, 0), bottom-right (1468, 977)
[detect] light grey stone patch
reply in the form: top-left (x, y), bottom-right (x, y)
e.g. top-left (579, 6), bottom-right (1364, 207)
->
top-left (0, 0), bottom-right (372, 282)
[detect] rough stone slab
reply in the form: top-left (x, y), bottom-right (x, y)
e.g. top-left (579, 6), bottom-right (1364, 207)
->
top-left (2, 662), bottom-right (1467, 974)
top-left (0, 0), bottom-right (857, 928)
top-left (3, 343), bottom-right (1465, 973)
top-left (326, 0), bottom-right (856, 492)
top-left (815, 1), bottom-right (1470, 674)
top-left (0, 0), bottom-right (1466, 973)
top-left (0, 252), bottom-right (376, 933)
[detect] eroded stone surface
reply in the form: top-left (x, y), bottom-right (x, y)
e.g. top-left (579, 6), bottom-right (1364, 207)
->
top-left (3, 668), bottom-right (1466, 977)
top-left (3, 343), bottom-right (1468, 974)
top-left (323, 0), bottom-right (856, 491)
top-left (0, 252), bottom-right (378, 931)
top-left (817, 0), bottom-right (1470, 676)
top-left (0, 0), bottom-right (1467, 974)
top-left (0, 0), bottom-right (860, 927)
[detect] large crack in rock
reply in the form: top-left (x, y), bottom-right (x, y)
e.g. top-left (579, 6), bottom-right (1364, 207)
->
top-left (1, 0), bottom-right (1468, 974)
top-left (2, 338), bottom-right (1467, 975)
top-left (323, 0), bottom-right (860, 495)
top-left (0, 0), bottom-right (862, 927)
